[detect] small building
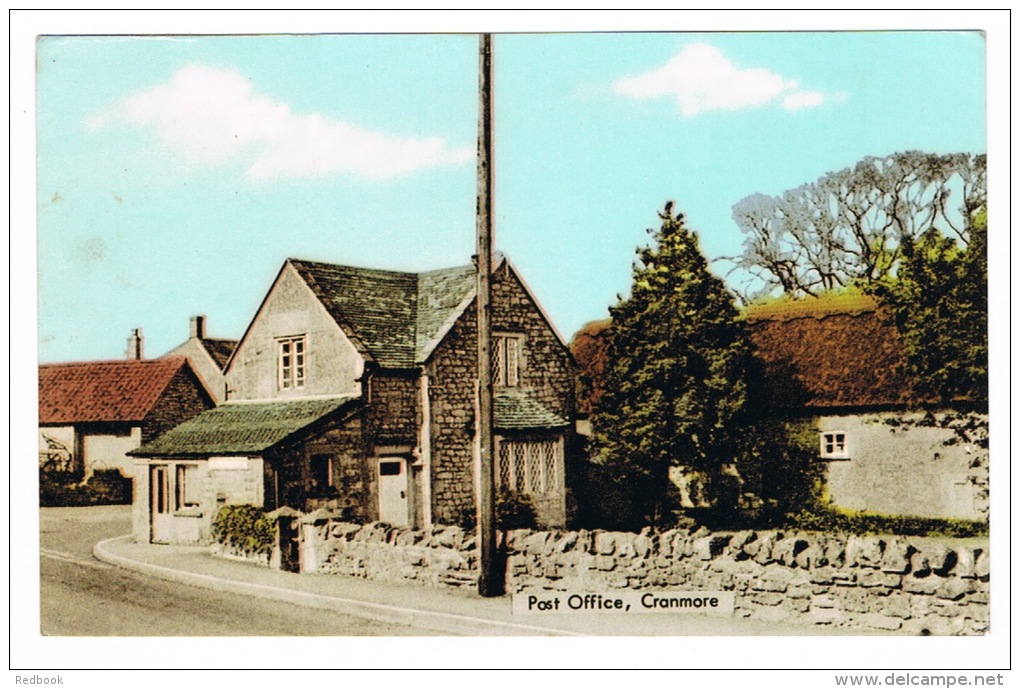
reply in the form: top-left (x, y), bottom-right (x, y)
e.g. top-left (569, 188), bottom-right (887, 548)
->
top-left (745, 293), bottom-right (988, 521)
top-left (130, 256), bottom-right (578, 544)
top-left (38, 356), bottom-right (215, 481)
top-left (162, 315), bottom-right (237, 404)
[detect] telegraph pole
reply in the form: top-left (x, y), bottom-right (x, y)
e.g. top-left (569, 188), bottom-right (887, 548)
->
top-left (475, 32), bottom-right (502, 597)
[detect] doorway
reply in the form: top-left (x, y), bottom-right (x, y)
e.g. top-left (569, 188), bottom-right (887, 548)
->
top-left (149, 464), bottom-right (172, 543)
top-left (378, 457), bottom-right (409, 526)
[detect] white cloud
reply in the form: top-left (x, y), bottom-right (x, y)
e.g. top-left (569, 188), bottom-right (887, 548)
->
top-left (783, 90), bottom-right (825, 111)
top-left (87, 65), bottom-right (473, 181)
top-left (613, 43), bottom-right (829, 117)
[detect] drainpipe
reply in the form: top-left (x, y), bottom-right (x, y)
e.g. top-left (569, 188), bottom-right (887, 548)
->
top-left (419, 370), bottom-right (433, 528)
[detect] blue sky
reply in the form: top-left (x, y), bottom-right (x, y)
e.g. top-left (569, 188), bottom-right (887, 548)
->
top-left (35, 28), bottom-right (987, 364)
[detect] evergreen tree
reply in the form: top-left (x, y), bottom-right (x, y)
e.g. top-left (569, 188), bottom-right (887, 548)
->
top-left (593, 203), bottom-right (752, 527)
top-left (874, 208), bottom-right (988, 407)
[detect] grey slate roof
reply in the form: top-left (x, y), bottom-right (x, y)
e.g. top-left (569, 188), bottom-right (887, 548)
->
top-left (495, 392), bottom-right (569, 430)
top-left (129, 396), bottom-right (358, 457)
top-left (200, 338), bottom-right (238, 369)
top-left (290, 259), bottom-right (476, 369)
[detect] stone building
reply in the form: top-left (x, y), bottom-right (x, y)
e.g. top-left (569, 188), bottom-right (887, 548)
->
top-left (38, 356), bottom-right (214, 481)
top-left (130, 255), bottom-right (578, 545)
top-left (162, 315), bottom-right (237, 404)
top-left (570, 293), bottom-right (988, 522)
top-left (745, 293), bottom-right (988, 521)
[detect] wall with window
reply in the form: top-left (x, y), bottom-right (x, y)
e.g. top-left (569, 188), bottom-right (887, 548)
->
top-left (490, 265), bottom-right (576, 422)
top-left (425, 265), bottom-right (577, 528)
top-left (131, 455), bottom-right (265, 544)
top-left (496, 434), bottom-right (566, 527)
top-left (820, 411), bottom-right (988, 520)
top-left (226, 264), bottom-right (364, 401)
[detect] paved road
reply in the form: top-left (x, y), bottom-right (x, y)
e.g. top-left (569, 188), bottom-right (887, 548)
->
top-left (39, 506), bottom-right (441, 636)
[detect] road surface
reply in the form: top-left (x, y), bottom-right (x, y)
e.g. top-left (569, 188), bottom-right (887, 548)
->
top-left (39, 505), bottom-right (441, 636)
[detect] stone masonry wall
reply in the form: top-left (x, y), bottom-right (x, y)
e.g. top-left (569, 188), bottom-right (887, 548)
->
top-left (142, 366), bottom-right (215, 444)
top-left (425, 264), bottom-right (578, 527)
top-left (297, 518), bottom-right (989, 635)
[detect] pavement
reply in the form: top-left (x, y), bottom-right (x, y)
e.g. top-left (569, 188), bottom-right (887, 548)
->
top-left (93, 535), bottom-right (859, 637)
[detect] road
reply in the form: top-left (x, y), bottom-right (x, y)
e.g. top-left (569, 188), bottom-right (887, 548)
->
top-left (39, 505), bottom-right (441, 636)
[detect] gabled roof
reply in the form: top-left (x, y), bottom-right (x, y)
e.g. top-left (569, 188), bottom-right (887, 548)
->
top-left (495, 392), bottom-right (569, 430)
top-left (289, 258), bottom-right (477, 368)
top-left (200, 338), bottom-right (238, 370)
top-left (745, 294), bottom-right (914, 410)
top-left (129, 396), bottom-right (358, 457)
top-left (39, 357), bottom-right (193, 425)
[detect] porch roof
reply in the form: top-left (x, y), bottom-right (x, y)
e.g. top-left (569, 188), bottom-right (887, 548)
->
top-left (129, 396), bottom-right (358, 457)
top-left (495, 392), bottom-right (569, 431)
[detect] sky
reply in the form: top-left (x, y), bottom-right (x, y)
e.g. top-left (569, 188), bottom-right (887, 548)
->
top-left (33, 24), bottom-right (990, 363)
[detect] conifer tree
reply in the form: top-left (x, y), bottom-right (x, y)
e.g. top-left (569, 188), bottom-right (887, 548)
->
top-left (593, 203), bottom-right (751, 527)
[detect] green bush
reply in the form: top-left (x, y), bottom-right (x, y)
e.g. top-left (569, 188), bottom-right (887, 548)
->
top-left (39, 468), bottom-right (132, 507)
top-left (211, 505), bottom-right (276, 556)
top-left (496, 492), bottom-right (538, 530)
top-left (785, 507), bottom-right (988, 538)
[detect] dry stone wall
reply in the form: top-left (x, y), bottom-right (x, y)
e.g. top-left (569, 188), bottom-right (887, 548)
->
top-left (275, 517), bottom-right (989, 635)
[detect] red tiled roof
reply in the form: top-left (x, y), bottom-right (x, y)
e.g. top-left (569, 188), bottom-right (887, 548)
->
top-left (745, 295), bottom-right (915, 409)
top-left (39, 357), bottom-right (190, 424)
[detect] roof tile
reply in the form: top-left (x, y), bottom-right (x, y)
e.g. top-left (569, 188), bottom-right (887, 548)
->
top-left (39, 358), bottom-right (191, 425)
top-left (289, 259), bottom-right (475, 368)
top-left (130, 396), bottom-right (358, 456)
top-left (495, 392), bottom-right (569, 430)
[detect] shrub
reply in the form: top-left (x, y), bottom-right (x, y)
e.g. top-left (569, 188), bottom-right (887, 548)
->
top-left (496, 492), bottom-right (538, 530)
top-left (39, 468), bottom-right (132, 507)
top-left (785, 507), bottom-right (988, 538)
top-left (211, 505), bottom-right (276, 556)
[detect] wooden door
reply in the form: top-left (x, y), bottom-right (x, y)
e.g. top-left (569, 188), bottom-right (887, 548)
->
top-left (149, 465), bottom-right (172, 543)
top-left (378, 458), bottom-right (409, 526)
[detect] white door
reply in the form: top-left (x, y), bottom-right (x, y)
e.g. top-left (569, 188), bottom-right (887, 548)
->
top-left (378, 458), bottom-right (409, 526)
top-left (150, 465), bottom-right (172, 543)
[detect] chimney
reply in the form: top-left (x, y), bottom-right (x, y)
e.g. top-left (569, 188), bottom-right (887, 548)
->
top-left (127, 328), bottom-right (144, 360)
top-left (190, 315), bottom-right (206, 340)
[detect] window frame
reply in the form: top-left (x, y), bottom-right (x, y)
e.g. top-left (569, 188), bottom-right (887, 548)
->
top-left (496, 436), bottom-right (562, 495)
top-left (309, 453), bottom-right (334, 494)
top-left (492, 333), bottom-right (525, 388)
top-left (819, 431), bottom-right (849, 460)
top-left (175, 463), bottom-right (201, 511)
top-left (277, 335), bottom-right (307, 390)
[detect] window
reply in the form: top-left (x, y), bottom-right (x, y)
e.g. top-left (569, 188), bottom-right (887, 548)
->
top-left (278, 335), bottom-right (306, 389)
top-left (820, 431), bottom-right (849, 459)
top-left (497, 438), bottom-right (561, 494)
top-left (175, 464), bottom-right (200, 510)
top-left (493, 334), bottom-right (523, 387)
top-left (310, 454), bottom-right (333, 493)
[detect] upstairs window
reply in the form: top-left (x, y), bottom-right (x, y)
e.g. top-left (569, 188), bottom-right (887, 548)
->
top-left (278, 335), bottom-right (306, 390)
top-left (493, 334), bottom-right (523, 387)
top-left (820, 431), bottom-right (849, 460)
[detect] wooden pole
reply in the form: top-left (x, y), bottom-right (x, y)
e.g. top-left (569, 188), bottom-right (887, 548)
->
top-left (475, 32), bottom-right (501, 597)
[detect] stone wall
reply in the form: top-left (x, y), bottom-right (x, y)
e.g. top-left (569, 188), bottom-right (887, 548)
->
top-left (143, 365), bottom-right (215, 444)
top-left (307, 520), bottom-right (478, 588)
top-left (823, 412), bottom-right (989, 521)
top-left (226, 262), bottom-right (364, 401)
top-left (505, 528), bottom-right (989, 635)
top-left (295, 518), bottom-right (989, 635)
top-left (425, 263), bottom-right (578, 527)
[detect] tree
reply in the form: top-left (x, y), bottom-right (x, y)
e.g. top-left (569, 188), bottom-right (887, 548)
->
top-left (872, 207), bottom-right (988, 406)
top-left (592, 203), bottom-right (752, 527)
top-left (728, 151), bottom-right (986, 300)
